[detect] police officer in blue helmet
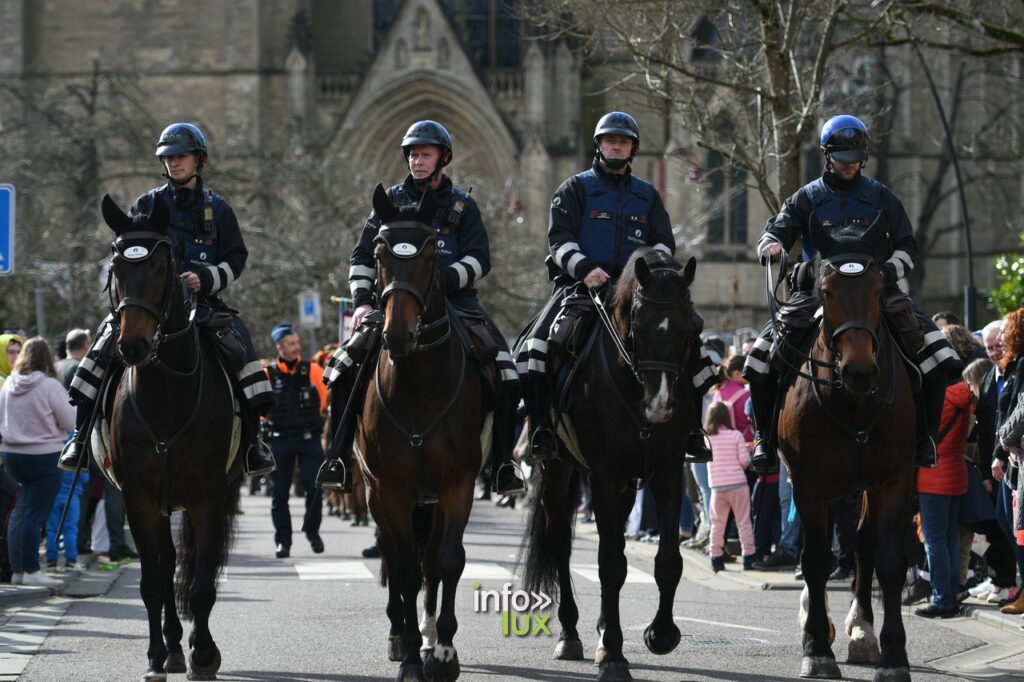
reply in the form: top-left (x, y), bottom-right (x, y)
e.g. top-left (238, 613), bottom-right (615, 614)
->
top-left (319, 120), bottom-right (526, 497)
top-left (743, 114), bottom-right (960, 473)
top-left (515, 111), bottom-right (717, 463)
top-left (62, 123), bottom-right (277, 477)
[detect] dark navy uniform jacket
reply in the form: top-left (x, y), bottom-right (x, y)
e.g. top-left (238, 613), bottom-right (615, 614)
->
top-left (130, 178), bottom-right (248, 303)
top-left (756, 172), bottom-right (917, 282)
top-left (348, 175), bottom-right (490, 309)
top-left (548, 161), bottom-right (674, 281)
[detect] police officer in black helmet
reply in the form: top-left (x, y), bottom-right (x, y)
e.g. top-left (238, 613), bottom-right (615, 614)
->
top-left (319, 120), bottom-right (526, 497)
top-left (515, 111), bottom-right (717, 463)
top-left (61, 123), bottom-right (277, 477)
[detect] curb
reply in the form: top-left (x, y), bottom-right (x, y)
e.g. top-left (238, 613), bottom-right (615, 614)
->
top-left (0, 555), bottom-right (126, 608)
top-left (0, 585), bottom-right (51, 607)
top-left (959, 601), bottom-right (1024, 634)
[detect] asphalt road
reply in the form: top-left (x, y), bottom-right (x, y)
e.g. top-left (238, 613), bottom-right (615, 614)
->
top-left (4, 488), bottom-right (1022, 681)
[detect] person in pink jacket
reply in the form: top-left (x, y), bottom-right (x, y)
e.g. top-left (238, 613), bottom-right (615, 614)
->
top-left (705, 402), bottom-right (756, 572)
top-left (0, 338), bottom-right (75, 588)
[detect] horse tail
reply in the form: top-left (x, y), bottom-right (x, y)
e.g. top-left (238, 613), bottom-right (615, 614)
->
top-left (520, 461), bottom-right (580, 600)
top-left (174, 475), bottom-right (240, 618)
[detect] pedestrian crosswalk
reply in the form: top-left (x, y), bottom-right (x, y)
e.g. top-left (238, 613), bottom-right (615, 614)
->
top-left (0, 602), bottom-right (71, 681)
top-left (290, 560), bottom-right (655, 584)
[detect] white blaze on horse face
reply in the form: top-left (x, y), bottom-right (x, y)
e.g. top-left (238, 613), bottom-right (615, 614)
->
top-left (646, 373), bottom-right (672, 422)
top-left (657, 317), bottom-right (669, 332)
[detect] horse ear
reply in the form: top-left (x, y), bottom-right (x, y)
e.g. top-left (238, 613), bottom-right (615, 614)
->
top-left (147, 194), bottom-right (170, 234)
top-left (635, 253), bottom-right (651, 286)
top-left (814, 227), bottom-right (838, 259)
top-left (682, 256), bottom-right (696, 286)
top-left (372, 183), bottom-right (398, 224)
top-left (417, 186), bottom-right (438, 225)
top-left (101, 194), bottom-right (133, 235)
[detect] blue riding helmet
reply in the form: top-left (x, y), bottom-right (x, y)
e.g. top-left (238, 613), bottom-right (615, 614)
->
top-left (820, 115), bottom-right (869, 164)
top-left (593, 111), bottom-right (640, 146)
top-left (155, 123), bottom-right (208, 157)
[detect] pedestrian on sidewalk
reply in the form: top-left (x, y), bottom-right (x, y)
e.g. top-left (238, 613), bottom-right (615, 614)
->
top-left (0, 338), bottom-right (74, 587)
top-left (45, 467), bottom-right (89, 571)
top-left (705, 403), bottom-right (756, 572)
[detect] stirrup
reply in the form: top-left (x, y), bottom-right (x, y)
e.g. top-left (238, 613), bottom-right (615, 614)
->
top-left (318, 458), bottom-right (351, 493)
top-left (245, 441), bottom-right (277, 477)
top-left (750, 435), bottom-right (777, 473)
top-left (58, 436), bottom-right (88, 473)
top-left (492, 461), bottom-right (527, 496)
top-left (530, 426), bottom-right (556, 461)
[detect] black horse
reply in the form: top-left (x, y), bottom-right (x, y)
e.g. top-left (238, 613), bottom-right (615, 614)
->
top-left (100, 194), bottom-right (239, 681)
top-left (776, 250), bottom-right (916, 680)
top-left (522, 249), bottom-right (702, 682)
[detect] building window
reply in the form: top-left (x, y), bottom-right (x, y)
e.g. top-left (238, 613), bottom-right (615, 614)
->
top-left (706, 151), bottom-right (748, 245)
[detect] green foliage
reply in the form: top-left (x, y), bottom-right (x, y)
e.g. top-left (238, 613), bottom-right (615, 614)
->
top-left (989, 231), bottom-right (1024, 315)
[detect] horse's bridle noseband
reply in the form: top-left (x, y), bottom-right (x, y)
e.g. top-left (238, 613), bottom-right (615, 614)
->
top-left (374, 221), bottom-right (449, 353)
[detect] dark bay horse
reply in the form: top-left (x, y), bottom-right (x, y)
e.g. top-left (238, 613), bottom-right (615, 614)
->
top-left (522, 250), bottom-right (701, 682)
top-left (354, 184), bottom-right (486, 682)
top-left (775, 252), bottom-right (916, 681)
top-left (100, 195), bottom-right (239, 681)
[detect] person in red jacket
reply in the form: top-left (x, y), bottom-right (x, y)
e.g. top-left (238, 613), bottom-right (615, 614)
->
top-left (914, 375), bottom-right (972, 618)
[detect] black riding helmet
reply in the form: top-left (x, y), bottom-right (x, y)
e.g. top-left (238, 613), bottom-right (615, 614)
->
top-left (593, 111), bottom-right (639, 169)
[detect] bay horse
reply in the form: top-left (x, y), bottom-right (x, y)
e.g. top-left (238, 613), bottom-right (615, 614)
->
top-left (775, 250), bottom-right (916, 681)
top-left (100, 194), bottom-right (240, 681)
top-left (354, 184), bottom-right (486, 682)
top-left (521, 249), bottom-right (701, 682)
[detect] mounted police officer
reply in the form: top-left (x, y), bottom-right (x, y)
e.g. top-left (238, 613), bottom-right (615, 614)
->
top-left (61, 122), bottom-right (277, 477)
top-left (516, 111), bottom-right (716, 462)
top-left (318, 120), bottom-right (526, 496)
top-left (265, 323), bottom-right (328, 558)
top-left (743, 114), bottom-right (961, 472)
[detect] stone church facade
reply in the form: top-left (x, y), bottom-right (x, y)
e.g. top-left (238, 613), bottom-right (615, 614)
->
top-left (1, 0), bottom-right (1019, 340)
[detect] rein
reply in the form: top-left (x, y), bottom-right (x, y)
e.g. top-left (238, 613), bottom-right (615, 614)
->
top-left (765, 252), bottom-right (836, 386)
top-left (589, 288), bottom-right (640, 383)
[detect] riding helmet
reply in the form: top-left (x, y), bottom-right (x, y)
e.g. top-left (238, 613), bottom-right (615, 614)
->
top-left (400, 120), bottom-right (453, 167)
top-left (155, 123), bottom-right (208, 158)
top-left (593, 111), bottom-right (640, 146)
top-left (819, 115), bottom-right (869, 164)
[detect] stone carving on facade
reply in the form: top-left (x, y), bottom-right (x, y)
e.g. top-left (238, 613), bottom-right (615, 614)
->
top-left (436, 38), bottom-right (450, 69)
top-left (395, 38), bottom-right (408, 69)
top-left (415, 6), bottom-right (430, 50)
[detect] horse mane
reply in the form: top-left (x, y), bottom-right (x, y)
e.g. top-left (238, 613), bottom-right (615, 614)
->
top-left (612, 249), bottom-right (684, 333)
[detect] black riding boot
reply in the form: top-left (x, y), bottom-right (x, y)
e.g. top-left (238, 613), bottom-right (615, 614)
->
top-left (491, 386), bottom-right (526, 495)
top-left (241, 403), bottom-right (276, 477)
top-left (318, 369), bottom-right (363, 493)
top-left (748, 371), bottom-right (779, 472)
top-left (916, 371), bottom-right (945, 469)
top-left (685, 397), bottom-right (712, 462)
top-left (526, 377), bottom-right (556, 461)
top-left (58, 403), bottom-right (95, 472)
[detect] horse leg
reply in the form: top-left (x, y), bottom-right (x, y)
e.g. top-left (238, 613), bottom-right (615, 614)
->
top-left (423, 486), bottom-right (472, 682)
top-left (796, 493), bottom-right (840, 679)
top-left (550, 464), bottom-right (582, 661)
top-left (846, 493), bottom-right (879, 666)
top-left (642, 467), bottom-right (683, 656)
top-left (389, 511), bottom-right (426, 682)
top-left (594, 483), bottom-right (637, 669)
top-left (590, 473), bottom-right (632, 682)
top-left (369, 494), bottom-right (407, 663)
top-left (184, 504), bottom-right (225, 681)
top-left (419, 507), bottom-right (441, 654)
top-left (123, 495), bottom-right (170, 681)
top-left (160, 514), bottom-right (186, 674)
top-left (871, 493), bottom-right (911, 682)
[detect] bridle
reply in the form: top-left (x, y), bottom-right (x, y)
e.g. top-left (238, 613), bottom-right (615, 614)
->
top-left (374, 222), bottom-right (449, 353)
top-left (107, 230), bottom-right (197, 372)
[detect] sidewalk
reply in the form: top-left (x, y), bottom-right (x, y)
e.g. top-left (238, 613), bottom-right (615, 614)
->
top-left (0, 553), bottom-right (128, 608)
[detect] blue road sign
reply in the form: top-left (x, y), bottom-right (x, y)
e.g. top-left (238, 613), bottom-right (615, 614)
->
top-left (0, 185), bottom-right (14, 275)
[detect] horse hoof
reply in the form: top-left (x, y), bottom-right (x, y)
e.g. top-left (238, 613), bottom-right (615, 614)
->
top-left (799, 655), bottom-right (841, 679)
top-left (872, 667), bottom-right (911, 682)
top-left (643, 622), bottom-right (681, 655)
top-left (164, 651), bottom-right (187, 673)
top-left (847, 638), bottom-right (880, 665)
top-left (554, 636), bottom-right (584, 660)
top-left (594, 642), bottom-right (606, 666)
top-left (395, 662), bottom-right (426, 682)
top-left (422, 644), bottom-right (460, 681)
top-left (141, 671), bottom-right (167, 681)
top-left (596, 660), bottom-right (632, 682)
top-left (186, 646), bottom-right (221, 681)
top-left (388, 634), bottom-right (406, 662)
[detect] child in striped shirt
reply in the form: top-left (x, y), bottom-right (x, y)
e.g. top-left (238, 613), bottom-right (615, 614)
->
top-left (705, 402), bottom-right (756, 572)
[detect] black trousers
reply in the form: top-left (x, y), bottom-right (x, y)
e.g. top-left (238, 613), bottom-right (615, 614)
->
top-left (270, 437), bottom-right (325, 547)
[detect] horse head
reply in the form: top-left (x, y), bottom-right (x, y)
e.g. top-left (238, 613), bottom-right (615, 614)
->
top-left (818, 257), bottom-right (884, 395)
top-left (102, 193), bottom-right (177, 366)
top-left (614, 250), bottom-right (699, 423)
top-left (371, 183), bottom-right (440, 358)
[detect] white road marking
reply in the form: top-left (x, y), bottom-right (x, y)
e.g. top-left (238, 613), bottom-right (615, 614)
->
top-left (571, 564), bottom-right (656, 584)
top-left (294, 561), bottom-right (375, 581)
top-left (461, 562), bottom-right (513, 580)
top-left (672, 616), bottom-right (779, 633)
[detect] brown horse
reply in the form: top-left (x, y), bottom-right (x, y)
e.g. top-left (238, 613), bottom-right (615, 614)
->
top-left (354, 184), bottom-right (486, 682)
top-left (776, 252), bottom-right (916, 681)
top-left (521, 249), bottom-right (702, 682)
top-left (100, 194), bottom-right (239, 681)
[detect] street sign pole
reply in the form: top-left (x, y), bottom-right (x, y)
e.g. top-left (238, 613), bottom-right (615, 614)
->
top-left (0, 184), bottom-right (15, 276)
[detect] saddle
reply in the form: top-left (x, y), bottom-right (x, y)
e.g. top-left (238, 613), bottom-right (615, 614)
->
top-left (195, 307), bottom-right (246, 374)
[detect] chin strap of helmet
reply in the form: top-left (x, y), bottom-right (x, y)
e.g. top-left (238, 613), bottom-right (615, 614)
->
top-left (409, 148), bottom-right (450, 188)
